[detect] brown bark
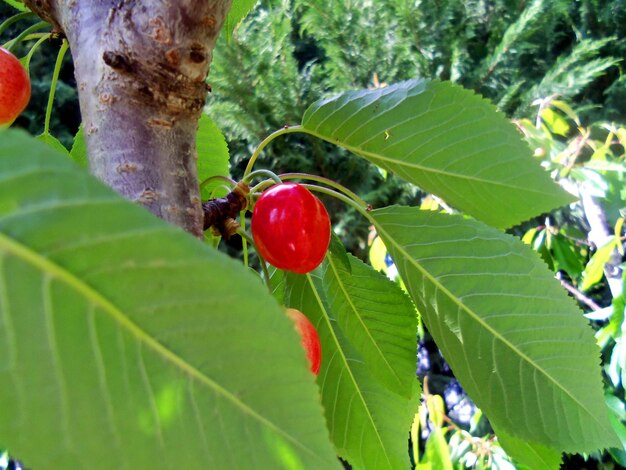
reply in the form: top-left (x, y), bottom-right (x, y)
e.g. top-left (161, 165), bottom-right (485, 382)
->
top-left (24, 0), bottom-right (232, 237)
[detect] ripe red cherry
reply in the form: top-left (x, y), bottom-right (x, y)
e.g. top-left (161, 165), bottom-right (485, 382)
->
top-left (286, 308), bottom-right (321, 375)
top-left (252, 182), bottom-right (331, 274)
top-left (0, 47), bottom-right (31, 126)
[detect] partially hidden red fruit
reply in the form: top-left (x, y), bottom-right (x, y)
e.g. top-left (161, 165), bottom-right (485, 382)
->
top-left (0, 47), bottom-right (31, 126)
top-left (252, 183), bottom-right (331, 274)
top-left (286, 308), bottom-right (321, 375)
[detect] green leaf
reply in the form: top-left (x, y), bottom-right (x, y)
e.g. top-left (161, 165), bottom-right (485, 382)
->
top-left (494, 425), bottom-right (562, 470)
top-left (197, 113), bottom-right (230, 200)
top-left (36, 132), bottom-right (69, 156)
top-left (223, 0), bottom-right (258, 42)
top-left (549, 234), bottom-right (584, 278)
top-left (284, 270), bottom-right (420, 469)
top-left (580, 237), bottom-right (618, 291)
top-left (302, 79), bottom-right (574, 228)
top-left (1, 0), bottom-right (29, 12)
top-left (423, 427), bottom-right (452, 470)
top-left (69, 124), bottom-right (88, 168)
top-left (328, 233), bottom-right (351, 273)
top-left (0, 130), bottom-right (340, 469)
top-left (369, 206), bottom-right (619, 453)
top-left (324, 250), bottom-right (417, 397)
top-left (540, 108), bottom-right (570, 137)
top-left (369, 235), bottom-right (389, 274)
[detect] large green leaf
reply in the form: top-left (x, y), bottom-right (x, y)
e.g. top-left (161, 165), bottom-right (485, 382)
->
top-left (324, 251), bottom-right (417, 397)
top-left (0, 130), bottom-right (339, 469)
top-left (302, 79), bottom-right (574, 228)
top-left (370, 206), bottom-right (619, 453)
top-left (284, 270), bottom-right (420, 469)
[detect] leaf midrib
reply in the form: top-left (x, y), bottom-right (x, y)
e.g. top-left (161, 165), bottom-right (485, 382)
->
top-left (371, 213), bottom-right (610, 433)
top-left (298, 126), bottom-right (557, 198)
top-left (0, 231), bottom-right (324, 461)
top-left (340, 140), bottom-right (552, 196)
top-left (326, 256), bottom-right (403, 388)
top-left (305, 272), bottom-right (394, 469)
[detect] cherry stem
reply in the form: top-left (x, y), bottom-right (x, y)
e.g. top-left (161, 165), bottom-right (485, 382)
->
top-left (3, 21), bottom-right (50, 53)
top-left (236, 228), bottom-right (272, 292)
top-left (22, 33), bottom-right (51, 70)
top-left (43, 39), bottom-right (69, 136)
top-left (0, 12), bottom-right (36, 38)
top-left (301, 183), bottom-right (372, 219)
top-left (240, 210), bottom-right (249, 267)
top-left (249, 179), bottom-right (277, 195)
top-left (279, 172), bottom-right (368, 208)
top-left (242, 169), bottom-right (282, 185)
top-left (209, 184), bottom-right (234, 199)
top-left (200, 174), bottom-right (237, 191)
top-left (243, 125), bottom-right (304, 177)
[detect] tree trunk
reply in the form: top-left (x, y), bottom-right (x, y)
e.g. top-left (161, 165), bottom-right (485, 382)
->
top-left (23, 1), bottom-right (232, 237)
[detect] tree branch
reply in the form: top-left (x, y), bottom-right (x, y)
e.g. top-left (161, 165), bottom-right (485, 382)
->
top-left (23, 0), bottom-right (233, 237)
top-left (579, 183), bottom-right (624, 297)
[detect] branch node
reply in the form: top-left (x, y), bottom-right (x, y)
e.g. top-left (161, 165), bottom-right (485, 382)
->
top-left (102, 51), bottom-right (134, 73)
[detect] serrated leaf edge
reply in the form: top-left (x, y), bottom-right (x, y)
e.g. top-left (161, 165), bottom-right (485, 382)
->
top-left (304, 272), bottom-right (395, 468)
top-left (371, 215), bottom-right (612, 440)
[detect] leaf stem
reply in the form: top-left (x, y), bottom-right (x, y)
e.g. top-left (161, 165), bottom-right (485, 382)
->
top-left (242, 169), bottom-right (282, 185)
top-left (209, 184), bottom-right (234, 198)
top-left (200, 174), bottom-right (237, 191)
top-left (243, 125), bottom-right (305, 177)
top-left (43, 39), bottom-right (68, 136)
top-left (249, 179), bottom-right (277, 195)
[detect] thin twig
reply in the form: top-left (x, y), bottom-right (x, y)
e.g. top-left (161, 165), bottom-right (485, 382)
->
top-left (557, 274), bottom-right (602, 311)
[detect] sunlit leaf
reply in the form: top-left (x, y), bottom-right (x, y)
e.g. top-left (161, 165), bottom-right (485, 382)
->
top-left (581, 237), bottom-right (618, 291)
top-left (370, 205), bottom-right (619, 453)
top-left (423, 427), bottom-right (452, 470)
top-left (302, 79), bottom-right (574, 228)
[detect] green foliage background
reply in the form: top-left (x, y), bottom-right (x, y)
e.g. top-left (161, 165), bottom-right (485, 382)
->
top-left (206, 0), bottom-right (624, 256)
top-left (204, 0), bottom-right (626, 467)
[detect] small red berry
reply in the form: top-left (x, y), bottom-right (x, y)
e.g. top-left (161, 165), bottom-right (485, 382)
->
top-left (0, 47), bottom-right (31, 126)
top-left (251, 183), bottom-right (331, 274)
top-left (286, 308), bottom-right (321, 375)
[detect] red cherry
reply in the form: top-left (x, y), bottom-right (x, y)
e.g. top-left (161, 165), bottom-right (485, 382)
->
top-left (251, 183), bottom-right (331, 274)
top-left (286, 308), bottom-right (321, 375)
top-left (0, 47), bottom-right (31, 126)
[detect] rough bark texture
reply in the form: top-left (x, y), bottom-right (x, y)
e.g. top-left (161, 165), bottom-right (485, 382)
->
top-left (24, 0), bottom-right (232, 237)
